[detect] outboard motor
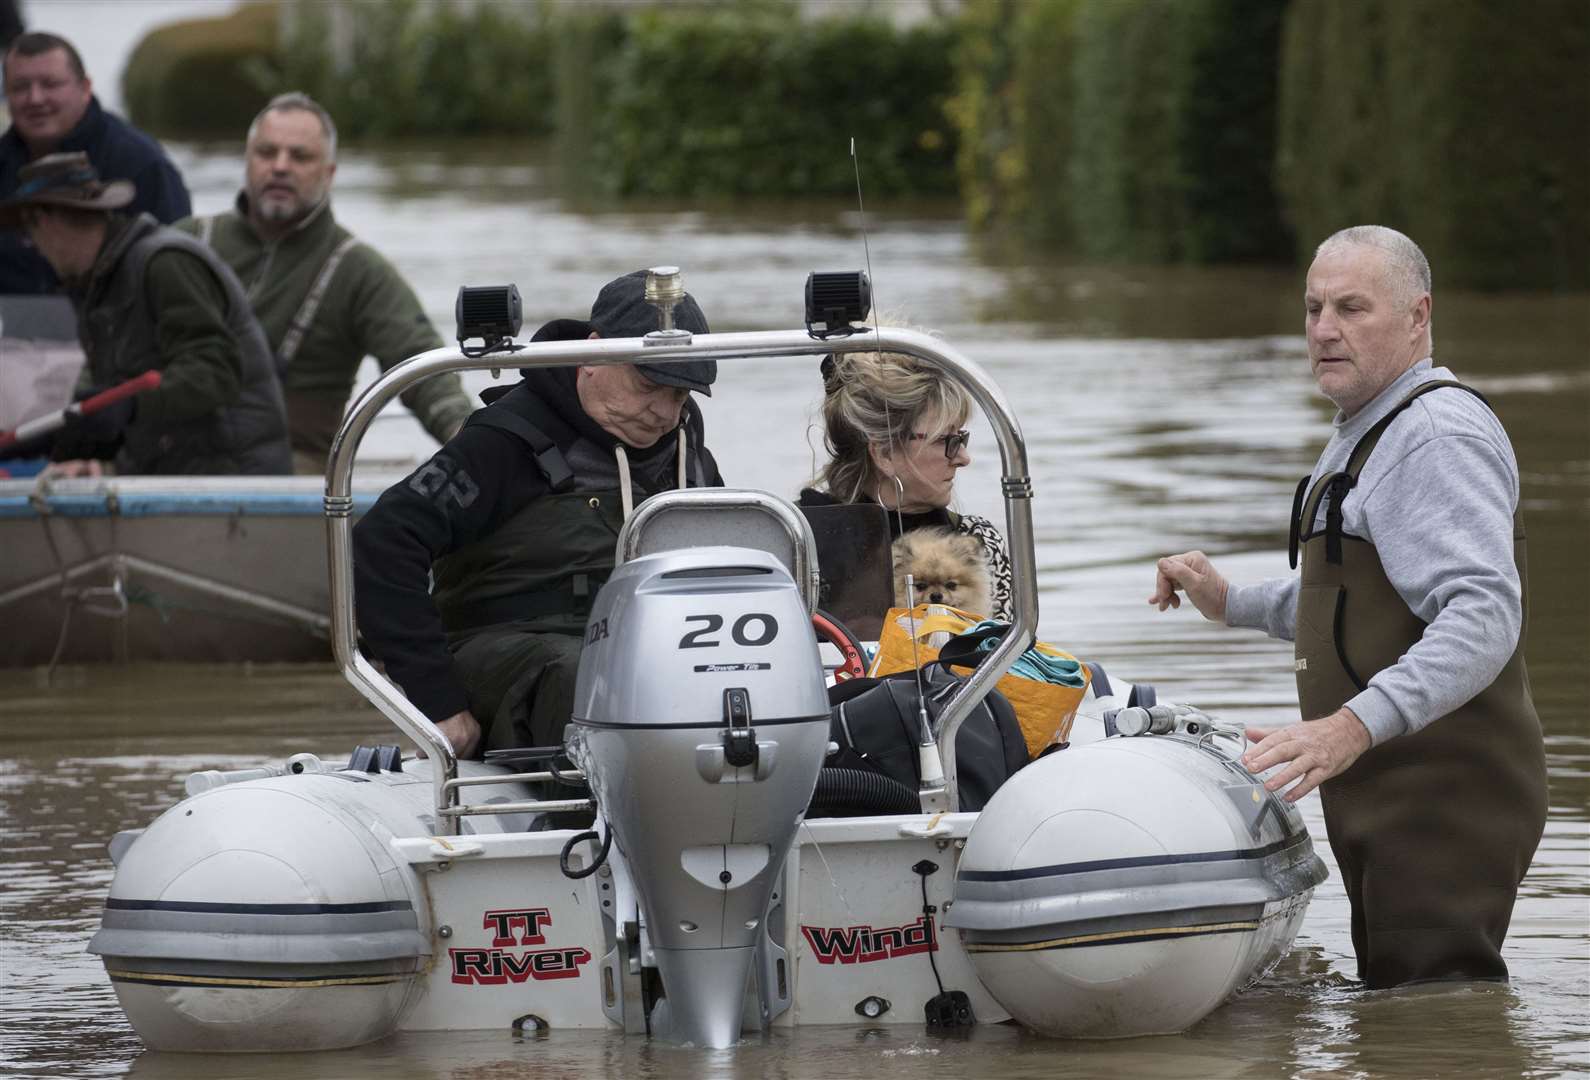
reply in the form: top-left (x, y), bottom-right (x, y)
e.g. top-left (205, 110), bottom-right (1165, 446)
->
top-left (567, 546), bottom-right (829, 1047)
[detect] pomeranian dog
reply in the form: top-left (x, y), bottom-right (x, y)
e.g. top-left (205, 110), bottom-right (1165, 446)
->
top-left (891, 528), bottom-right (991, 616)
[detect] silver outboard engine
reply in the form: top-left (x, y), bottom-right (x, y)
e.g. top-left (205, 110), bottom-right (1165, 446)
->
top-left (567, 546), bottom-right (829, 1047)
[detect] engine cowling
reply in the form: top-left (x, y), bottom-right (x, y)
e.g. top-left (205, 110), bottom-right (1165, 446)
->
top-left (568, 546), bottom-right (830, 1047)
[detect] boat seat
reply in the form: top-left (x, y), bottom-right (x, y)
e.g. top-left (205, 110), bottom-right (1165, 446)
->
top-left (615, 488), bottom-right (821, 613)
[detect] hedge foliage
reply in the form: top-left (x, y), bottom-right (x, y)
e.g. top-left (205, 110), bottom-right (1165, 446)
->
top-left (124, 1), bottom-right (955, 197)
top-left (120, 0), bottom-right (1588, 287)
top-left (120, 2), bottom-right (281, 138)
top-left (580, 5), bottom-right (958, 198)
top-left (948, 0), bottom-right (1080, 244)
top-left (952, 0), bottom-right (1290, 263)
top-left (278, 0), bottom-right (557, 139)
top-left (1277, 0), bottom-right (1589, 289)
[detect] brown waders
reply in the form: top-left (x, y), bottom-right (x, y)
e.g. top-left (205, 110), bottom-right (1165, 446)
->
top-left (1290, 380), bottom-right (1547, 988)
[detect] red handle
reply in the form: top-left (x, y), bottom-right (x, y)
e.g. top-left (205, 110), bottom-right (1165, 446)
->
top-left (0, 370), bottom-right (163, 451)
top-left (77, 370), bottom-right (162, 416)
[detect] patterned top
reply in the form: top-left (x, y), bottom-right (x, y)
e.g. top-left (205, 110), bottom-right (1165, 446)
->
top-left (955, 513), bottom-right (1013, 622)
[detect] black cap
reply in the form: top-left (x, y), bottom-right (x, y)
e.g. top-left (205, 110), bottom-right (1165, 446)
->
top-left (589, 269), bottom-right (715, 395)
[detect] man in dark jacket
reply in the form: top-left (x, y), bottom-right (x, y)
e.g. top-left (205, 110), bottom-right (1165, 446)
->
top-left (0, 154), bottom-right (290, 475)
top-left (1, 32), bottom-right (190, 294)
top-left (354, 271), bottom-right (723, 757)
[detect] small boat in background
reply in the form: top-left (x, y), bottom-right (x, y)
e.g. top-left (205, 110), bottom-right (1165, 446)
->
top-left (0, 475), bottom-right (393, 667)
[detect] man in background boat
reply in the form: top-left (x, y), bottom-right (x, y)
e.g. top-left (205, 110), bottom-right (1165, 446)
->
top-left (1149, 225), bottom-right (1547, 989)
top-left (178, 92), bottom-right (472, 475)
top-left (0, 153), bottom-right (290, 476)
top-left (353, 271), bottom-right (722, 759)
top-left (0, 32), bottom-right (190, 294)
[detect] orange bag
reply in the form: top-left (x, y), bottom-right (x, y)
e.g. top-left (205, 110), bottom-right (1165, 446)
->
top-left (868, 606), bottom-right (1089, 756)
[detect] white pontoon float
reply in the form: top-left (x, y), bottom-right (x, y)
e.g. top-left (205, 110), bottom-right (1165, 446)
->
top-left (87, 270), bottom-right (1326, 1050)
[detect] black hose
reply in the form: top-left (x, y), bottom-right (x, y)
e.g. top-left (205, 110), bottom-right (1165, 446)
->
top-left (548, 755), bottom-right (588, 790)
top-left (809, 767), bottom-right (921, 816)
top-left (560, 821), bottom-right (613, 879)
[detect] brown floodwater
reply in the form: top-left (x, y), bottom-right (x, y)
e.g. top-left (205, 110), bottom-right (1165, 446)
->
top-left (1, 141), bottom-right (1586, 1078)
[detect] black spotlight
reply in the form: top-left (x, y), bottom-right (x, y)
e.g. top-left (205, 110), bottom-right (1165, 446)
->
top-left (804, 271), bottom-right (871, 338)
top-left (456, 284), bottom-right (523, 357)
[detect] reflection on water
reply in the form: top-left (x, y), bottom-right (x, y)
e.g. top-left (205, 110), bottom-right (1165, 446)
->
top-left (2, 140), bottom-right (1586, 1078)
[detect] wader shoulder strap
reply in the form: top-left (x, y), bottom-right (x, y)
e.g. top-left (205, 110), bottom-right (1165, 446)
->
top-left (1296, 467), bottom-right (1363, 567)
top-left (1288, 474), bottom-right (1310, 569)
top-left (198, 214), bottom-right (216, 246)
top-left (681, 399), bottom-right (712, 487)
top-left (1294, 379), bottom-right (1488, 566)
top-left (1342, 379), bottom-right (1488, 477)
top-left (278, 235), bottom-right (360, 367)
top-left (465, 400), bottom-right (576, 493)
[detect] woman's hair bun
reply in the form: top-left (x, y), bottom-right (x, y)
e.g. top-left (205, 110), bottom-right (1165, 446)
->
top-left (820, 353), bottom-right (843, 396)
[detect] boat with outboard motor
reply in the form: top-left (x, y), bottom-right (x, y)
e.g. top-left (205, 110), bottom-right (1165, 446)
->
top-left (86, 267), bottom-right (1327, 1050)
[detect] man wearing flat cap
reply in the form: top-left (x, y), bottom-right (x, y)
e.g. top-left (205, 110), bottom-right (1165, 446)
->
top-left (354, 270), bottom-right (723, 757)
top-left (0, 153), bottom-right (290, 475)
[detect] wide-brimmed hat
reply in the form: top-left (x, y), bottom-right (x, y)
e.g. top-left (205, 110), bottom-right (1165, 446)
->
top-left (0, 152), bottom-right (134, 228)
top-left (531, 269), bottom-right (716, 395)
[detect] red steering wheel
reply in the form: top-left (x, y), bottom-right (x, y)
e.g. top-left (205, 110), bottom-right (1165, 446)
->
top-left (812, 608), bottom-right (868, 682)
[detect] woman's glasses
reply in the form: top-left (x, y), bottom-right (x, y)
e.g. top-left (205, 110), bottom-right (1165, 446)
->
top-left (909, 429), bottom-right (971, 460)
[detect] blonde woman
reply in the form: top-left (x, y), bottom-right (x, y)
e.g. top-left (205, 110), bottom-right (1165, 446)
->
top-left (799, 350), bottom-right (1012, 621)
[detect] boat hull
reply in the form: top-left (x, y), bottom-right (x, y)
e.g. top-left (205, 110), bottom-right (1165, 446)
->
top-left (1, 477), bottom-right (391, 666)
top-left (90, 748), bottom-right (1321, 1050)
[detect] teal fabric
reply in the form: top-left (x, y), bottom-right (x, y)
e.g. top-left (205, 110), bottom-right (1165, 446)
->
top-left (964, 620), bottom-right (1086, 687)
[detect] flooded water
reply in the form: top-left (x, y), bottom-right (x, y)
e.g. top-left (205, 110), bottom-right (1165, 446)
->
top-left (2, 139), bottom-right (1587, 1078)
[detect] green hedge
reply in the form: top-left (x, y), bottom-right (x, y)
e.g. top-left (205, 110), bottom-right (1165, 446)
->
top-left (948, 0), bottom-right (1080, 244)
top-left (583, 5), bottom-right (957, 198)
top-left (548, 8), bottom-right (628, 189)
top-left (279, 0), bottom-right (556, 139)
top-left (121, 0), bottom-right (1585, 287)
top-left (121, 2), bottom-right (282, 137)
top-left (1068, 0), bottom-right (1191, 261)
top-left (127, 1), bottom-right (955, 198)
top-left (1174, 0), bottom-right (1291, 262)
top-left (950, 0), bottom-right (1290, 263)
top-left (1277, 0), bottom-right (1590, 289)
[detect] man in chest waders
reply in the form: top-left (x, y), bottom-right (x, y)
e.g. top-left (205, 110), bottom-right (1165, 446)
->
top-left (1149, 225), bottom-right (1547, 989)
top-left (352, 270), bottom-right (723, 760)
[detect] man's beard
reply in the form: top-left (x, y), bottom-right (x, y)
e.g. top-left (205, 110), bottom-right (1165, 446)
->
top-left (256, 195), bottom-right (307, 224)
top-left (253, 185), bottom-right (326, 226)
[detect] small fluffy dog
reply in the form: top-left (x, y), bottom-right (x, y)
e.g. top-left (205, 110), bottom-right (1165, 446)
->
top-left (892, 528), bottom-right (991, 616)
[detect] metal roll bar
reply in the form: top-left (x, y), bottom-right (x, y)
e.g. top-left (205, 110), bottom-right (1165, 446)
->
top-left (325, 327), bottom-right (1035, 832)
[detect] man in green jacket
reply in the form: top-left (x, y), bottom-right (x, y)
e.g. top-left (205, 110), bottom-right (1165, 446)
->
top-left (0, 153), bottom-right (290, 476)
top-left (178, 92), bottom-right (472, 473)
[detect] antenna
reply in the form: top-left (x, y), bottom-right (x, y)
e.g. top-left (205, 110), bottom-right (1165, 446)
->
top-left (854, 135), bottom-right (948, 814)
top-left (850, 136), bottom-right (882, 348)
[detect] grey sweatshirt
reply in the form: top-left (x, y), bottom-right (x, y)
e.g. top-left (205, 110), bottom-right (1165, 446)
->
top-left (1225, 360), bottom-right (1523, 744)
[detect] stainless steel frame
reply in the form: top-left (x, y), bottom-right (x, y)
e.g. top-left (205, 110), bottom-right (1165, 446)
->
top-left (325, 328), bottom-right (1035, 832)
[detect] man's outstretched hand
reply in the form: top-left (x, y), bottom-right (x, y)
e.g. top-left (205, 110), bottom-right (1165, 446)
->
top-left (1241, 708), bottom-right (1372, 802)
top-left (1149, 550), bottom-right (1229, 622)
